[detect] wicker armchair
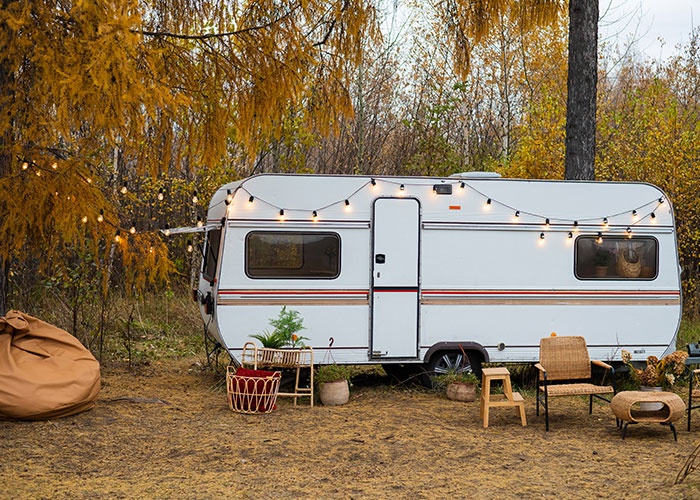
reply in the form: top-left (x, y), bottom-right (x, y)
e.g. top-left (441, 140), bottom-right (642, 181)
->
top-left (535, 336), bottom-right (615, 431)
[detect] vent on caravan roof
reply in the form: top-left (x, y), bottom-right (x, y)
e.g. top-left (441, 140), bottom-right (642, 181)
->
top-left (449, 172), bottom-right (501, 179)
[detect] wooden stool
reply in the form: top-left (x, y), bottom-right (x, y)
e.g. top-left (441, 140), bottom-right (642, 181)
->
top-left (480, 367), bottom-right (527, 428)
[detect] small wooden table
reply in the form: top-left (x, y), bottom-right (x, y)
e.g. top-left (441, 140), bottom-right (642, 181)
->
top-left (480, 367), bottom-right (527, 428)
top-left (611, 391), bottom-right (685, 440)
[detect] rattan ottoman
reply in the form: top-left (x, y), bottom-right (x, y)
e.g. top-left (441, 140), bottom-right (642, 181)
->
top-left (611, 391), bottom-right (685, 440)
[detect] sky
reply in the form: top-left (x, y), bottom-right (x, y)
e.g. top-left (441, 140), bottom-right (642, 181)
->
top-left (599, 0), bottom-right (698, 59)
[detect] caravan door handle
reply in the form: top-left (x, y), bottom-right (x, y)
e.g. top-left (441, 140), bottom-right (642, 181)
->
top-left (375, 254), bottom-right (386, 264)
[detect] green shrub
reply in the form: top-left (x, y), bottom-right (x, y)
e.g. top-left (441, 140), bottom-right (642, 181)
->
top-left (316, 364), bottom-right (352, 384)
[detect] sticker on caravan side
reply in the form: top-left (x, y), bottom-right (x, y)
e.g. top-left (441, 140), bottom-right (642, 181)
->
top-left (449, 205), bottom-right (461, 210)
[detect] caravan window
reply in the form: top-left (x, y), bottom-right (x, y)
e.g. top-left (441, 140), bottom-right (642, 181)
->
top-left (202, 229), bottom-right (222, 282)
top-left (246, 231), bottom-right (340, 279)
top-left (575, 236), bottom-right (658, 280)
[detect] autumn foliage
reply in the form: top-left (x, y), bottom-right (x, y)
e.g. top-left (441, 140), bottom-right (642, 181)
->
top-left (0, 1), bottom-right (699, 348)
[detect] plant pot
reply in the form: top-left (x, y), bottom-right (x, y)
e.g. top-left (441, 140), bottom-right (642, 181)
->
top-left (640, 386), bottom-right (663, 411)
top-left (446, 382), bottom-right (476, 402)
top-left (594, 266), bottom-right (608, 278)
top-left (319, 380), bottom-right (349, 405)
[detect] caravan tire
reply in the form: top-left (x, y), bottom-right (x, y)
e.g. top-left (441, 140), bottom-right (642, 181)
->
top-left (425, 350), bottom-right (482, 386)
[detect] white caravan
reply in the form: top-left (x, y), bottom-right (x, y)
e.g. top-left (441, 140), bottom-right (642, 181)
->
top-left (193, 173), bottom-right (681, 375)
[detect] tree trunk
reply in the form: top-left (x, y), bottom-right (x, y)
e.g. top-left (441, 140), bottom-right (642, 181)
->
top-left (0, 0), bottom-right (13, 316)
top-left (564, 0), bottom-right (598, 180)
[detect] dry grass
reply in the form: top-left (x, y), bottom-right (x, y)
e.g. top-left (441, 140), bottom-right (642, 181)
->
top-left (2, 358), bottom-right (700, 499)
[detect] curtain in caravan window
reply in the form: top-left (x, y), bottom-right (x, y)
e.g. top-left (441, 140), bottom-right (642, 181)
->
top-left (202, 229), bottom-right (222, 281)
top-left (575, 236), bottom-right (657, 280)
top-left (246, 231), bottom-right (340, 278)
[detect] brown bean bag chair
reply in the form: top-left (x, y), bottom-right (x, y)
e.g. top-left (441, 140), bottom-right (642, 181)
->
top-left (0, 310), bottom-right (100, 420)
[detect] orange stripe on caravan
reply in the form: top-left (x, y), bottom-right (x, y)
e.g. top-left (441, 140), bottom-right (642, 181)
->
top-left (421, 289), bottom-right (680, 296)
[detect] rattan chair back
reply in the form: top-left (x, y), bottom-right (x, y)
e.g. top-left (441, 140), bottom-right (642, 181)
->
top-left (539, 336), bottom-right (591, 381)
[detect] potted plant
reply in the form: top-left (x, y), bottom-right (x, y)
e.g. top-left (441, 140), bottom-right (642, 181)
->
top-left (316, 364), bottom-right (351, 405)
top-left (250, 306), bottom-right (309, 348)
top-left (435, 370), bottom-right (479, 402)
top-left (593, 248), bottom-right (612, 277)
top-left (621, 349), bottom-right (688, 409)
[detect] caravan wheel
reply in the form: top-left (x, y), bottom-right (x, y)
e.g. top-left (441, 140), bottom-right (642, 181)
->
top-left (426, 350), bottom-right (482, 379)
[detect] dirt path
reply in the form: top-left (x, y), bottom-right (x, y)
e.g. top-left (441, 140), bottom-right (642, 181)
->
top-left (1, 358), bottom-right (700, 499)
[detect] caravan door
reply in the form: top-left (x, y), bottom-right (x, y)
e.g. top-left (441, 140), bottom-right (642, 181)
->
top-left (370, 197), bottom-right (420, 359)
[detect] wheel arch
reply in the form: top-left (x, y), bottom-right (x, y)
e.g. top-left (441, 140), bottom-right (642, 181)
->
top-left (423, 342), bottom-right (490, 365)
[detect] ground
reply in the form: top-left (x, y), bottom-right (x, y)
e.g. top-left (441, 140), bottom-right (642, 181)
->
top-left (2, 358), bottom-right (700, 499)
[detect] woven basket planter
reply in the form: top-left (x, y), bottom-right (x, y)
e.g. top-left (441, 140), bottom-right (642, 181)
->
top-left (226, 366), bottom-right (281, 414)
top-left (446, 382), bottom-right (477, 402)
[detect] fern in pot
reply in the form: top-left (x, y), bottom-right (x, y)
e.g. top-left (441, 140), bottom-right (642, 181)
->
top-left (316, 364), bottom-right (351, 405)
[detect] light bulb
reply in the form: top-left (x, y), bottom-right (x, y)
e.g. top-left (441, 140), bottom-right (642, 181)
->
top-left (51, 162), bottom-right (58, 169)
top-left (97, 210), bottom-right (104, 223)
top-left (120, 182), bottom-right (128, 194)
top-left (164, 224), bottom-right (170, 237)
top-left (35, 170), bottom-right (41, 177)
top-left (196, 216), bottom-right (204, 228)
top-left (650, 212), bottom-right (657, 223)
top-left (538, 232), bottom-right (545, 245)
top-left (115, 231), bottom-right (121, 243)
top-left (21, 161), bottom-right (28, 170)
top-left (192, 191), bottom-right (198, 204)
top-left (632, 210), bottom-right (638, 221)
top-left (344, 199), bottom-right (351, 211)
top-left (483, 198), bottom-right (491, 211)
top-left (157, 189), bottom-right (164, 201)
top-left (596, 232), bottom-right (603, 244)
top-left (545, 218), bottom-right (550, 227)
top-left (573, 221), bottom-right (579, 232)
top-left (226, 189), bottom-right (233, 203)
top-left (627, 227), bottom-right (632, 238)
top-left (81, 216), bottom-right (88, 223)
top-left (279, 209), bottom-right (285, 220)
top-left (312, 210), bottom-right (318, 221)
top-left (129, 222), bottom-right (136, 234)
top-left (186, 240), bottom-right (193, 253)
top-left (248, 196), bottom-right (254, 206)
